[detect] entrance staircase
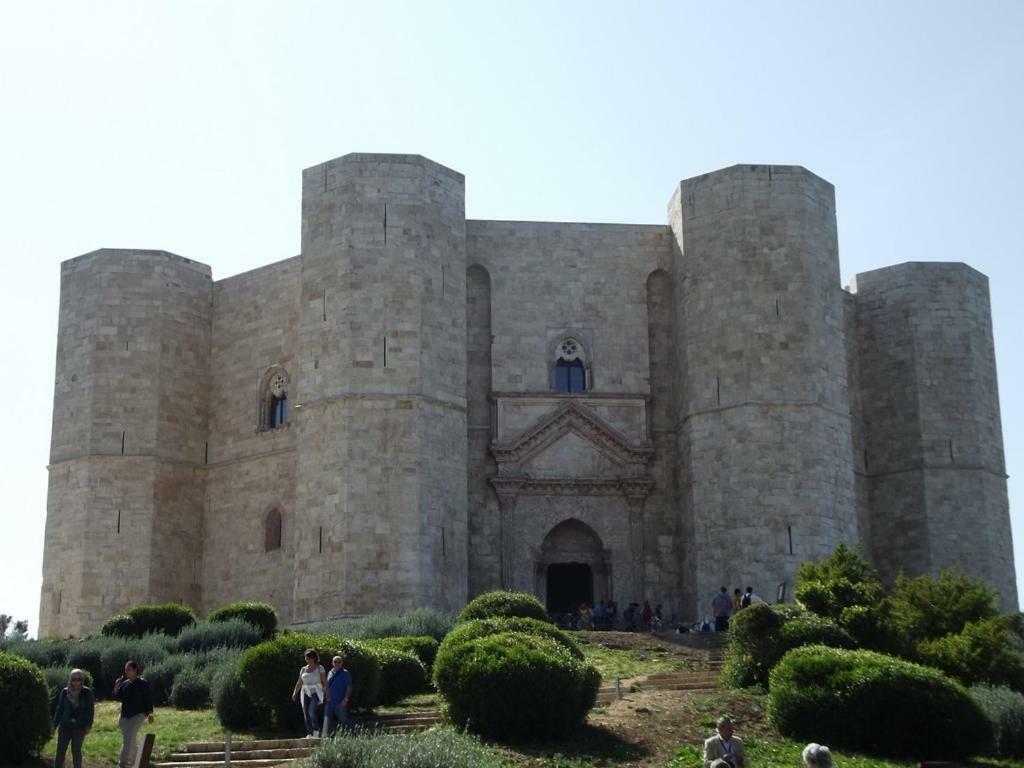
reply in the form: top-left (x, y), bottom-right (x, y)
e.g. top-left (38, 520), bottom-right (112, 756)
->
top-left (154, 712), bottom-right (442, 768)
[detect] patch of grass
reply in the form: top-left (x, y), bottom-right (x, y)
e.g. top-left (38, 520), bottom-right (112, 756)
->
top-left (498, 722), bottom-right (649, 766)
top-left (41, 701), bottom-right (252, 763)
top-left (665, 739), bottom-right (909, 768)
top-left (578, 639), bottom-right (695, 680)
top-left (373, 692), bottom-right (440, 714)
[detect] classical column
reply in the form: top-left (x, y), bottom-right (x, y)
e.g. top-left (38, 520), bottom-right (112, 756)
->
top-left (494, 487), bottom-right (520, 590)
top-left (624, 492), bottom-right (647, 600)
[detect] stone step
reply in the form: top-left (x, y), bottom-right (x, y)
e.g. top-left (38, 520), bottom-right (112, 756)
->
top-left (155, 761), bottom-right (296, 768)
top-left (168, 747), bottom-right (316, 762)
top-left (184, 737), bottom-right (312, 753)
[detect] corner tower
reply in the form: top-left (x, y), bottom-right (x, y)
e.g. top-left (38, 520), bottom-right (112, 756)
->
top-left (292, 154), bottom-right (469, 619)
top-left (669, 165), bottom-right (858, 614)
top-left (40, 250), bottom-right (212, 636)
top-left (853, 262), bottom-right (1016, 610)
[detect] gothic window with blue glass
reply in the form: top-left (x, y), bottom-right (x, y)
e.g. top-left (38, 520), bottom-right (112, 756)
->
top-left (269, 392), bottom-right (288, 427)
top-left (263, 369), bottom-right (290, 430)
top-left (554, 338), bottom-right (587, 393)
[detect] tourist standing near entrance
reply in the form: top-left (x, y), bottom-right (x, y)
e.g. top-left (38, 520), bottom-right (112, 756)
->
top-left (113, 661), bottom-right (154, 768)
top-left (711, 587), bottom-right (732, 632)
top-left (324, 655), bottom-right (355, 736)
top-left (52, 669), bottom-right (94, 768)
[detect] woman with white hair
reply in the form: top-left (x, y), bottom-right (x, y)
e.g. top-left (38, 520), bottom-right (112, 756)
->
top-left (52, 668), bottom-right (95, 768)
top-left (802, 743), bottom-right (833, 768)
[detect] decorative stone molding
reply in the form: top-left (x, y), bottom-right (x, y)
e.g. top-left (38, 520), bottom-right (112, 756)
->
top-left (491, 400), bottom-right (653, 474)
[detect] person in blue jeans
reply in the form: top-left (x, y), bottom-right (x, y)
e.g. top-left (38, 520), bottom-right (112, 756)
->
top-left (324, 655), bottom-right (354, 736)
top-left (291, 650), bottom-right (327, 738)
top-left (52, 669), bottom-right (94, 768)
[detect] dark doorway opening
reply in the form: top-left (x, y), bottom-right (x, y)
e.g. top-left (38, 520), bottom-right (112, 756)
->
top-left (546, 562), bottom-right (593, 614)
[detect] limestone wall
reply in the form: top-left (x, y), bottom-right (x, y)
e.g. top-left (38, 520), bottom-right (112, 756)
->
top-left (853, 262), bottom-right (1017, 610)
top-left (293, 154), bottom-right (468, 620)
top-left (670, 165), bottom-right (858, 616)
top-left (42, 250), bottom-right (211, 636)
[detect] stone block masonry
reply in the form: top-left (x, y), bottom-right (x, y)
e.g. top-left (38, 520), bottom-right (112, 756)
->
top-left (39, 157), bottom-right (1017, 637)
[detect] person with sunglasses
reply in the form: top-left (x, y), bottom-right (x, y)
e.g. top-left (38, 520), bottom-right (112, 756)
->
top-left (52, 668), bottom-right (95, 768)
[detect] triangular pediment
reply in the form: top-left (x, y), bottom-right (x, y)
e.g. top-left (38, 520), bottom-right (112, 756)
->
top-left (491, 401), bottom-right (653, 471)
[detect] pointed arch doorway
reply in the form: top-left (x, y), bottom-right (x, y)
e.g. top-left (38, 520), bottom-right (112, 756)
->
top-left (538, 519), bottom-right (609, 613)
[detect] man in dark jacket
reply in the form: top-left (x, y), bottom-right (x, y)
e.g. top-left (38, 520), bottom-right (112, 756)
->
top-left (113, 660), bottom-right (154, 768)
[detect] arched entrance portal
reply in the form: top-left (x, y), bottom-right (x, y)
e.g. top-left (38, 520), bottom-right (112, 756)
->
top-left (538, 519), bottom-right (609, 613)
top-left (546, 563), bottom-right (593, 613)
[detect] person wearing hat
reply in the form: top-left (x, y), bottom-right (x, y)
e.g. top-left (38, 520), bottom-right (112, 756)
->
top-left (703, 716), bottom-right (747, 768)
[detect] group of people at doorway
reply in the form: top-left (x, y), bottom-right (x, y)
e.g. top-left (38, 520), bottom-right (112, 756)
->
top-left (704, 715), bottom-right (833, 768)
top-left (51, 661), bottom-right (154, 768)
top-left (708, 586), bottom-right (762, 632)
top-left (292, 648), bottom-right (355, 739)
top-left (572, 599), bottom-right (664, 631)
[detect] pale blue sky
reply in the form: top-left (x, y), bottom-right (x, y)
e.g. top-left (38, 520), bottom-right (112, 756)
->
top-left (2, 1), bottom-right (1022, 633)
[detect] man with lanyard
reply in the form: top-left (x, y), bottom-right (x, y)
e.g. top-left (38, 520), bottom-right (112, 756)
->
top-left (324, 655), bottom-right (355, 736)
top-left (703, 715), bottom-right (748, 768)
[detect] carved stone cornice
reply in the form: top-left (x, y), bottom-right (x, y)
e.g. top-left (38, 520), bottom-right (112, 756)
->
top-left (490, 475), bottom-right (653, 498)
top-left (491, 400), bottom-right (653, 470)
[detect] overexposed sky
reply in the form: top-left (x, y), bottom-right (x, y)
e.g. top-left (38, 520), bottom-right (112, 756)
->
top-left (2, 1), bottom-right (1022, 634)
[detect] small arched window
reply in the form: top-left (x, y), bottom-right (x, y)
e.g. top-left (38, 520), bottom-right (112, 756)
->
top-left (259, 366), bottom-right (291, 431)
top-left (554, 338), bottom-right (587, 393)
top-left (264, 508), bottom-right (283, 552)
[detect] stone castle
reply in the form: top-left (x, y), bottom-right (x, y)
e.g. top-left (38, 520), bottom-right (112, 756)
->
top-left (40, 153), bottom-right (1017, 637)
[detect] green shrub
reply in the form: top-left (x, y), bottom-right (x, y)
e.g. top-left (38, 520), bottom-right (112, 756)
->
top-left (440, 616), bottom-right (583, 663)
top-left (171, 670), bottom-right (211, 709)
top-left (207, 602), bottom-right (278, 640)
top-left (100, 614), bottom-right (137, 638)
top-left (306, 726), bottom-right (503, 768)
top-left (40, 666), bottom-right (94, 706)
top-left (0, 652), bottom-right (52, 761)
top-left (101, 603), bottom-right (196, 637)
top-left (916, 616), bottom-right (1024, 691)
top-left (371, 646), bottom-right (428, 705)
top-left (237, 633), bottom-right (380, 730)
top-left (214, 671), bottom-right (271, 731)
top-left (888, 568), bottom-right (998, 644)
top-left (98, 634), bottom-right (174, 691)
top-left (457, 591), bottom-right (549, 623)
top-left (723, 603), bottom-right (853, 689)
top-left (768, 645), bottom-right (991, 759)
top-left (367, 636), bottom-right (439, 674)
top-left (177, 619), bottom-right (263, 653)
top-left (145, 655), bottom-right (189, 705)
top-left (434, 631), bottom-right (600, 741)
top-left (300, 608), bottom-right (454, 643)
top-left (1, 637), bottom-right (71, 668)
top-left (65, 643), bottom-right (104, 697)
top-left (972, 684), bottom-right (1024, 757)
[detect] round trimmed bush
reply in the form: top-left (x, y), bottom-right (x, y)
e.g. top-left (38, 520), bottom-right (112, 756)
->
top-left (207, 602), bottom-right (278, 640)
top-left (0, 652), bottom-right (52, 760)
top-left (215, 671), bottom-right (271, 731)
top-left (101, 613), bottom-right (137, 638)
top-left (441, 617), bottom-right (584, 663)
top-left (369, 636), bottom-right (440, 674)
top-left (372, 646), bottom-right (428, 705)
top-left (458, 591), bottom-right (550, 623)
top-left (176, 619), bottom-right (262, 653)
top-left (972, 684), bottom-right (1024, 758)
top-left (434, 630), bottom-right (600, 741)
top-left (41, 666), bottom-right (95, 706)
top-left (171, 671), bottom-right (211, 709)
top-left (101, 603), bottom-right (196, 637)
top-left (237, 632), bottom-right (380, 730)
top-left (768, 645), bottom-right (992, 760)
top-left (723, 602), bottom-right (853, 689)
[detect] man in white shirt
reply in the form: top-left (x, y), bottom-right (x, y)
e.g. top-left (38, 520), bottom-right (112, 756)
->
top-left (703, 716), bottom-right (748, 768)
